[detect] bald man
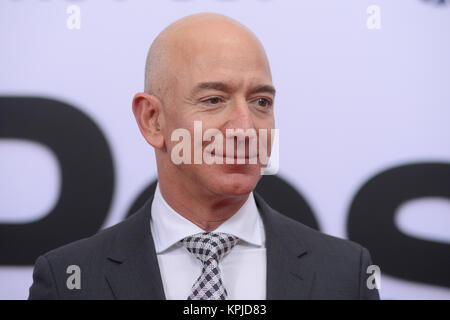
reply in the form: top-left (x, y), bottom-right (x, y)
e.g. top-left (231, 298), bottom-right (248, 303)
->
top-left (29, 13), bottom-right (379, 300)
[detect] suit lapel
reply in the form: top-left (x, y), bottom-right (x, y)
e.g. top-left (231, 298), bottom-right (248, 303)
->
top-left (254, 192), bottom-right (315, 299)
top-left (103, 192), bottom-right (314, 300)
top-left (104, 196), bottom-right (166, 300)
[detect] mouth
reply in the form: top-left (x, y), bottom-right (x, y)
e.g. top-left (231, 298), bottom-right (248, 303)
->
top-left (208, 151), bottom-right (258, 162)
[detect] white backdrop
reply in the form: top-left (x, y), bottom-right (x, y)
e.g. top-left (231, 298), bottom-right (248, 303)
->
top-left (1, 0), bottom-right (449, 299)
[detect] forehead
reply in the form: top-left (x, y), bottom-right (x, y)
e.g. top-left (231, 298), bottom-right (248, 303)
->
top-left (170, 28), bottom-right (272, 89)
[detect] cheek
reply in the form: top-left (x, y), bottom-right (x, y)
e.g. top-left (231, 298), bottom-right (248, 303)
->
top-left (162, 110), bottom-right (193, 147)
top-left (163, 113), bottom-right (214, 160)
top-left (256, 120), bottom-right (275, 156)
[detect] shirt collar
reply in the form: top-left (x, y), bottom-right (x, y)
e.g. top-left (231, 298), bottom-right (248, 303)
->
top-left (150, 183), bottom-right (264, 254)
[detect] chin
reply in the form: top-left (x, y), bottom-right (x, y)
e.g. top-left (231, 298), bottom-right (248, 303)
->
top-left (205, 165), bottom-right (262, 196)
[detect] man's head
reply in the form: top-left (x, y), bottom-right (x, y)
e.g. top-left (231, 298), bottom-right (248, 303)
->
top-left (133, 13), bottom-right (275, 198)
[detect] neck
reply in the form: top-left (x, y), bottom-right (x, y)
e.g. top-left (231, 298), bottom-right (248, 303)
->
top-left (157, 171), bottom-right (250, 232)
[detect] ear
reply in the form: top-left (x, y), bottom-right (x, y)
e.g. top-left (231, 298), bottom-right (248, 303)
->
top-left (132, 92), bottom-right (165, 149)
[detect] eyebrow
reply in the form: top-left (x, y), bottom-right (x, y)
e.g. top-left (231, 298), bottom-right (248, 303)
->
top-left (190, 81), bottom-right (276, 97)
top-left (249, 84), bottom-right (276, 96)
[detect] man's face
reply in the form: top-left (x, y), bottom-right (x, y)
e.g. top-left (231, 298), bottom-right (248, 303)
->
top-left (160, 30), bottom-right (275, 197)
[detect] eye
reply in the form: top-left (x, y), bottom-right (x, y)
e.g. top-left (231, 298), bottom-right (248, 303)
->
top-left (255, 97), bottom-right (273, 108)
top-left (202, 97), bottom-right (224, 105)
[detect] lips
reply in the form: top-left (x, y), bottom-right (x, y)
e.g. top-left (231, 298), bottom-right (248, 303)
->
top-left (206, 150), bottom-right (259, 165)
top-left (209, 150), bottom-right (258, 159)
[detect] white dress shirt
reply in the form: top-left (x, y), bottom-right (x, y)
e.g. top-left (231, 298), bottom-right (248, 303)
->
top-left (149, 183), bottom-right (267, 300)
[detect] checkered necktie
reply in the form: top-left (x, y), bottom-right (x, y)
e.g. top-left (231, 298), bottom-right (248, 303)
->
top-left (180, 232), bottom-right (239, 300)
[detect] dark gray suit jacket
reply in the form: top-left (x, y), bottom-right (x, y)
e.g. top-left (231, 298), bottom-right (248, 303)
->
top-left (28, 193), bottom-right (380, 300)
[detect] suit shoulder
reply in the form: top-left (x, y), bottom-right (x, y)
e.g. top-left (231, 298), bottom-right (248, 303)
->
top-left (272, 208), bottom-right (366, 257)
top-left (42, 212), bottom-right (140, 262)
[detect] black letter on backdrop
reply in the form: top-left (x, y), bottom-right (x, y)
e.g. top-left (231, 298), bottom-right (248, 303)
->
top-left (347, 163), bottom-right (450, 288)
top-left (0, 97), bottom-right (114, 265)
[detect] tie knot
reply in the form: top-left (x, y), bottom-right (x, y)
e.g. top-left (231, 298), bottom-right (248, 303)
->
top-left (180, 232), bottom-right (239, 263)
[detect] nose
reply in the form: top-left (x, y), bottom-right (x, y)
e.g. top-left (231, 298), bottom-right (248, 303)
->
top-left (228, 97), bottom-right (255, 131)
top-left (222, 97), bottom-right (258, 159)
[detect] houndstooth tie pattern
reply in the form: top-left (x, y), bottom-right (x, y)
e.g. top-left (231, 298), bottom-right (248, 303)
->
top-left (180, 232), bottom-right (239, 300)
